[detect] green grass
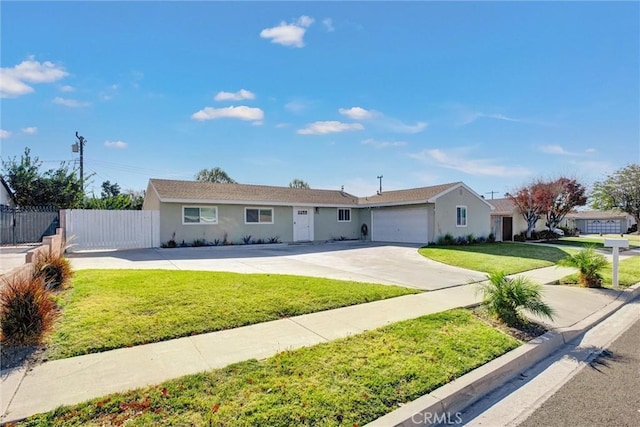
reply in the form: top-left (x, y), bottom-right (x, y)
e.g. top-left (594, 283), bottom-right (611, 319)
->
top-left (418, 243), bottom-right (575, 275)
top-left (49, 270), bottom-right (419, 360)
top-left (550, 235), bottom-right (640, 249)
top-left (23, 309), bottom-right (519, 427)
top-left (560, 255), bottom-right (640, 288)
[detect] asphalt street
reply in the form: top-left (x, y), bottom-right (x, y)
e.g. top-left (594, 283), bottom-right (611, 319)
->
top-left (517, 317), bottom-right (640, 427)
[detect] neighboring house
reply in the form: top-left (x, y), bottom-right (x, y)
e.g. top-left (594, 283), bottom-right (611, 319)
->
top-left (564, 211), bottom-right (637, 234)
top-left (143, 179), bottom-right (493, 246)
top-left (0, 177), bottom-right (17, 208)
top-left (488, 198), bottom-right (546, 241)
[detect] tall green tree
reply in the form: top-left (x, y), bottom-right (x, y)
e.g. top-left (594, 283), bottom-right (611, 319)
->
top-left (289, 178), bottom-right (310, 189)
top-left (1, 147), bottom-right (83, 208)
top-left (591, 164), bottom-right (640, 228)
top-left (100, 180), bottom-right (121, 198)
top-left (195, 167), bottom-right (237, 184)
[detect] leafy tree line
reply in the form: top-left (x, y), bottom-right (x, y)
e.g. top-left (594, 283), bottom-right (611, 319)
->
top-left (195, 167), bottom-right (310, 189)
top-left (2, 148), bottom-right (143, 209)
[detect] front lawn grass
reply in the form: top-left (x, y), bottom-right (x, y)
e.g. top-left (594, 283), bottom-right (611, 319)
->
top-left (548, 235), bottom-right (640, 250)
top-left (49, 270), bottom-right (419, 359)
top-left (418, 243), bottom-right (575, 275)
top-left (560, 255), bottom-right (640, 288)
top-left (24, 309), bottom-right (520, 426)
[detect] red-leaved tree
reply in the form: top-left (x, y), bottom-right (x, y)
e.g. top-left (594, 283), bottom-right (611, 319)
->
top-left (509, 177), bottom-right (587, 238)
top-left (541, 178), bottom-right (587, 231)
top-left (508, 180), bottom-right (548, 238)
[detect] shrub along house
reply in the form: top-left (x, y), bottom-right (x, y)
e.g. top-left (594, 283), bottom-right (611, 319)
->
top-left (143, 179), bottom-right (493, 246)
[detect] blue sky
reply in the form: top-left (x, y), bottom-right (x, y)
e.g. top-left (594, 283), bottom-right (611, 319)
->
top-left (1, 1), bottom-right (638, 198)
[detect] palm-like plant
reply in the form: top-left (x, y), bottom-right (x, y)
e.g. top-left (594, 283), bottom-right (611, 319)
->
top-left (558, 246), bottom-right (609, 288)
top-left (479, 271), bottom-right (555, 326)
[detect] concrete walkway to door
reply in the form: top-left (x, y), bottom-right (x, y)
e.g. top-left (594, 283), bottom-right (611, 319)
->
top-left (67, 242), bottom-right (489, 291)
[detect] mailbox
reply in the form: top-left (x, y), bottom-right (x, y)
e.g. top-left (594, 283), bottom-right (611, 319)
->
top-left (604, 238), bottom-right (629, 289)
top-left (604, 238), bottom-right (629, 249)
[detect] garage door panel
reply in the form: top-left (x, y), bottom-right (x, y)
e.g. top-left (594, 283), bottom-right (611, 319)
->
top-left (372, 208), bottom-right (428, 244)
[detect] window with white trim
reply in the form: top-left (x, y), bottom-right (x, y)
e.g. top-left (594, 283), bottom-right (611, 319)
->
top-left (245, 207), bottom-right (274, 224)
top-left (183, 206), bottom-right (218, 225)
top-left (338, 208), bottom-right (351, 222)
top-left (456, 206), bottom-right (467, 227)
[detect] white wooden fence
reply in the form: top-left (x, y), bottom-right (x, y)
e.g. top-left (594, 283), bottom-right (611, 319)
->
top-left (62, 210), bottom-right (160, 252)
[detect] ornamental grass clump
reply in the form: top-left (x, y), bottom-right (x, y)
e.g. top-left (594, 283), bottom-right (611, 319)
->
top-left (33, 250), bottom-right (74, 290)
top-left (558, 246), bottom-right (608, 288)
top-left (0, 275), bottom-right (59, 345)
top-left (479, 271), bottom-right (554, 326)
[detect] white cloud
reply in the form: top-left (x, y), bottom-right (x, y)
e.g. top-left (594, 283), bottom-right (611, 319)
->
top-left (322, 18), bottom-right (334, 32)
top-left (214, 89), bottom-right (255, 102)
top-left (380, 118), bottom-right (428, 134)
top-left (339, 106), bottom-right (427, 133)
top-left (538, 144), bottom-right (572, 155)
top-left (0, 56), bottom-right (68, 98)
top-left (260, 16), bottom-right (314, 48)
top-left (191, 105), bottom-right (264, 122)
top-left (0, 129), bottom-right (11, 139)
top-left (285, 100), bottom-right (309, 114)
top-left (411, 147), bottom-right (531, 177)
top-left (21, 127), bottom-right (37, 135)
top-left (297, 121), bottom-right (364, 135)
top-left (339, 107), bottom-right (376, 120)
top-left (59, 85), bottom-right (75, 92)
top-left (104, 140), bottom-right (128, 149)
top-left (52, 97), bottom-right (91, 108)
top-left (361, 138), bottom-right (407, 148)
top-left (275, 123), bottom-right (290, 128)
top-left (538, 144), bottom-right (593, 156)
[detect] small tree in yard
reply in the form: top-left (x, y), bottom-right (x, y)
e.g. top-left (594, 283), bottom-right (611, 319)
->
top-left (509, 177), bottom-right (587, 238)
top-left (591, 164), bottom-right (640, 232)
top-left (508, 180), bottom-right (547, 239)
top-left (558, 246), bottom-right (609, 288)
top-left (542, 178), bottom-right (587, 232)
top-left (479, 271), bottom-right (555, 326)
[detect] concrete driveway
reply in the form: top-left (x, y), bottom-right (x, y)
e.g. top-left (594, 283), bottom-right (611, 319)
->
top-left (68, 242), bottom-right (487, 291)
top-left (0, 245), bottom-right (37, 275)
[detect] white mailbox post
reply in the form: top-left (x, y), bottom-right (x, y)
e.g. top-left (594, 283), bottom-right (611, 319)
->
top-left (604, 238), bottom-right (629, 289)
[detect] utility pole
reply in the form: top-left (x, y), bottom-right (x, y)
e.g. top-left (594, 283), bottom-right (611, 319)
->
top-left (485, 190), bottom-right (498, 200)
top-left (377, 175), bottom-right (383, 194)
top-left (72, 131), bottom-right (87, 190)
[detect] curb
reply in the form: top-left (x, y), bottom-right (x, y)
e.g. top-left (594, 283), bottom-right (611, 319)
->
top-left (366, 282), bottom-right (640, 427)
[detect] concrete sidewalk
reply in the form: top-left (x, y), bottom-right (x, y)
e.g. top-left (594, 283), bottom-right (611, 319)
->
top-left (0, 266), bottom-right (629, 423)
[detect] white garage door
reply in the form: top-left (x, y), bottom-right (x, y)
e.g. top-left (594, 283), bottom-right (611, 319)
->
top-left (372, 207), bottom-right (429, 244)
top-left (586, 220), bottom-right (621, 234)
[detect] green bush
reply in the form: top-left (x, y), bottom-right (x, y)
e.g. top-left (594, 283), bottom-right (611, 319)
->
top-left (558, 246), bottom-right (608, 287)
top-left (33, 251), bottom-right (74, 290)
top-left (0, 275), bottom-right (59, 345)
top-left (478, 271), bottom-right (554, 326)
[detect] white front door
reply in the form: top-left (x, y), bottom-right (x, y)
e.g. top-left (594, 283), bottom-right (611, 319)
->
top-left (293, 207), bottom-right (313, 241)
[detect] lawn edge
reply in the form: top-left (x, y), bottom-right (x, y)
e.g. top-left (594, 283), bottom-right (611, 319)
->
top-left (366, 281), bottom-right (640, 427)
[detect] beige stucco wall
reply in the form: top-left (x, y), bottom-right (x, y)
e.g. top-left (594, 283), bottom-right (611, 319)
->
top-left (142, 182), bottom-right (161, 211)
top-left (158, 203), bottom-right (294, 245)
top-left (434, 187), bottom-right (491, 240)
top-left (313, 207), bottom-right (361, 241)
